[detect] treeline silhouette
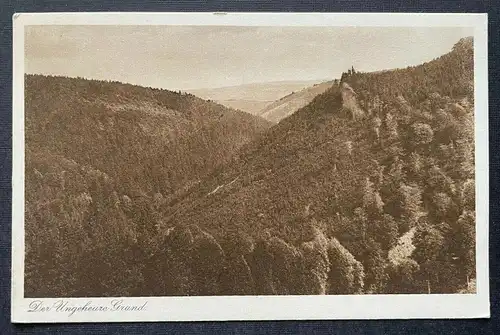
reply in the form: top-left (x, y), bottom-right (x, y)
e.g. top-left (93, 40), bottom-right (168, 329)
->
top-left (25, 37), bottom-right (475, 297)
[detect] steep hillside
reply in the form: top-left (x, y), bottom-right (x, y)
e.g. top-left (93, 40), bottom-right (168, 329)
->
top-left (25, 75), bottom-right (271, 196)
top-left (213, 99), bottom-right (273, 116)
top-left (24, 75), bottom-right (272, 297)
top-left (150, 37), bottom-right (475, 296)
top-left (259, 80), bottom-right (335, 122)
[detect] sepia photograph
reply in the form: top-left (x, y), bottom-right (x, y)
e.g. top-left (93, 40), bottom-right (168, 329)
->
top-left (11, 13), bottom-right (489, 322)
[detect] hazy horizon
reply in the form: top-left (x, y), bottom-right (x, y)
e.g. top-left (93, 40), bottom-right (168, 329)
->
top-left (184, 78), bottom-right (332, 91)
top-left (25, 25), bottom-right (473, 91)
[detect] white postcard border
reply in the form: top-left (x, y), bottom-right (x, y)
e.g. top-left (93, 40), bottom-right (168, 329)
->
top-left (11, 12), bottom-right (489, 322)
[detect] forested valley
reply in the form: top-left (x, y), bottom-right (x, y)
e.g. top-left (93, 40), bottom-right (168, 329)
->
top-left (25, 37), bottom-right (475, 297)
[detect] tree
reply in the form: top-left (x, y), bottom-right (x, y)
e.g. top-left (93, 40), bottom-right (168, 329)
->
top-left (398, 183), bottom-right (423, 234)
top-left (149, 225), bottom-right (196, 296)
top-left (190, 229), bottom-right (225, 295)
top-left (451, 210), bottom-right (476, 286)
top-left (426, 163), bottom-right (454, 194)
top-left (248, 239), bottom-right (276, 294)
top-left (267, 236), bottom-right (303, 294)
top-left (384, 111), bottom-right (398, 140)
top-left (370, 159), bottom-right (385, 188)
top-left (433, 108), bottom-right (471, 145)
top-left (360, 238), bottom-right (388, 293)
top-left (326, 238), bottom-right (364, 294)
top-left (221, 230), bottom-right (255, 258)
top-left (453, 140), bottom-right (475, 180)
top-left (353, 207), bottom-right (368, 241)
top-left (249, 234), bottom-right (318, 295)
top-left (460, 179), bottom-right (475, 212)
top-left (430, 192), bottom-right (454, 222)
top-left (362, 177), bottom-right (384, 217)
top-left (412, 225), bottom-right (446, 293)
top-left (381, 157), bottom-right (405, 219)
top-left (410, 122), bottom-right (434, 147)
top-left (372, 116), bottom-right (382, 141)
top-left (219, 229), bottom-right (256, 295)
top-left (386, 259), bottom-right (420, 293)
top-left (407, 152), bottom-right (423, 180)
top-left (163, 225), bottom-right (194, 252)
top-left (370, 214), bottom-right (399, 252)
top-left (299, 228), bottom-right (331, 294)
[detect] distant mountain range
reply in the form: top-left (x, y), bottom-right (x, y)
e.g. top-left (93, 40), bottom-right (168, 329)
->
top-left (188, 79), bottom-right (332, 119)
top-left (207, 99), bottom-right (272, 116)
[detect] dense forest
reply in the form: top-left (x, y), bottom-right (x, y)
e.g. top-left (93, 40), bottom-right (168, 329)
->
top-left (24, 76), bottom-right (271, 297)
top-left (25, 37), bottom-right (475, 297)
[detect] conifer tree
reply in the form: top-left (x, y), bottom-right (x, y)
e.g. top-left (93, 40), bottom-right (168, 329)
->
top-left (326, 238), bottom-right (364, 294)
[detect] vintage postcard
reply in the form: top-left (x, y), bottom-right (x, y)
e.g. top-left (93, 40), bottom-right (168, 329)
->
top-left (12, 12), bottom-right (489, 322)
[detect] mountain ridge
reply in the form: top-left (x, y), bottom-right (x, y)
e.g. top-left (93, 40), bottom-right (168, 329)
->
top-left (154, 36), bottom-right (475, 295)
top-left (24, 74), bottom-right (272, 297)
top-left (258, 80), bottom-right (336, 123)
top-left (187, 79), bottom-right (332, 115)
top-left (25, 37), bottom-right (475, 297)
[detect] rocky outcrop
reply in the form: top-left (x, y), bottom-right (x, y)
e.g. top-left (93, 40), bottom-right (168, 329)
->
top-left (340, 82), bottom-right (365, 120)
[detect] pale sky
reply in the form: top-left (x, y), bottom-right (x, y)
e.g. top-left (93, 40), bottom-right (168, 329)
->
top-left (25, 25), bottom-right (473, 91)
